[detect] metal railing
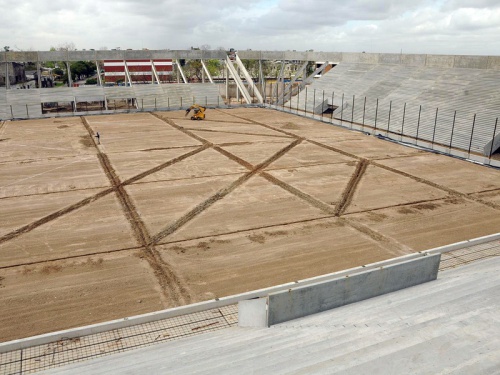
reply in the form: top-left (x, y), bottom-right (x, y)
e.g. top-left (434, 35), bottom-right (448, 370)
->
top-left (268, 84), bottom-right (500, 164)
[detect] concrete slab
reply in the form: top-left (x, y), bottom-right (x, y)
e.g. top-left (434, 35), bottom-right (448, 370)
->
top-left (267, 254), bottom-right (440, 325)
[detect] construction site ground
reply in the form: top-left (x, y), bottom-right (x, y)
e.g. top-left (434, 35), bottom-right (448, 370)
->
top-left (1, 107), bottom-right (500, 343)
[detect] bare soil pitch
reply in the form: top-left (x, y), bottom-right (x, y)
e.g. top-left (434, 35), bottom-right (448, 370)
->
top-left (1, 108), bottom-right (499, 341)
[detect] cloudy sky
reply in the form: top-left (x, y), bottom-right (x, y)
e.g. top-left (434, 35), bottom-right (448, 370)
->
top-left (1, 0), bottom-right (500, 55)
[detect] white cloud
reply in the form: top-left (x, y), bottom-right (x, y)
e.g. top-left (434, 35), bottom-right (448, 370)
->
top-left (0, 0), bottom-right (499, 55)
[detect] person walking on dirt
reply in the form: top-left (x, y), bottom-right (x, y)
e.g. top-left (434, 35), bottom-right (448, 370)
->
top-left (95, 131), bottom-right (100, 145)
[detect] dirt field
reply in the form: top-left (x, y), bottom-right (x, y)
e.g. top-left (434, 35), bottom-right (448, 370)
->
top-left (1, 108), bottom-right (499, 341)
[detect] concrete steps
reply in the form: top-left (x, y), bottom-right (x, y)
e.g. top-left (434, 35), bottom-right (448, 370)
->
top-left (0, 83), bottom-right (224, 119)
top-left (41, 258), bottom-right (500, 374)
top-left (287, 62), bottom-right (500, 156)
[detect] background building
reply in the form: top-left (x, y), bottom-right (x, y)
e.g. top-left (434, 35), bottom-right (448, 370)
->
top-left (103, 59), bottom-right (173, 84)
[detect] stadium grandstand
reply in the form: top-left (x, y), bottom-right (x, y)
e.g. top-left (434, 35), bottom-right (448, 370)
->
top-left (0, 49), bottom-right (499, 374)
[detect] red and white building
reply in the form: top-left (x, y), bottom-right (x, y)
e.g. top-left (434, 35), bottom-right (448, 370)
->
top-left (103, 60), bottom-right (173, 84)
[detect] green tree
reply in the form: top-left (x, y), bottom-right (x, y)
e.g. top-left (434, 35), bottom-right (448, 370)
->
top-left (205, 59), bottom-right (222, 78)
top-left (70, 61), bottom-right (96, 81)
top-left (184, 60), bottom-right (203, 81)
top-left (240, 59), bottom-right (260, 78)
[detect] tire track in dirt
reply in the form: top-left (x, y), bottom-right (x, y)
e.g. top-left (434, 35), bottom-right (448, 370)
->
top-left (122, 144), bottom-right (210, 186)
top-left (335, 159), bottom-right (369, 216)
top-left (371, 160), bottom-right (500, 211)
top-left (214, 108), bottom-right (306, 139)
top-left (214, 110), bottom-right (430, 255)
top-left (0, 247), bottom-right (141, 270)
top-left (260, 172), bottom-right (337, 215)
top-left (152, 111), bottom-right (420, 257)
top-left (0, 138), bottom-right (207, 257)
top-left (152, 113), bottom-right (210, 145)
top-left (150, 139), bottom-right (303, 244)
top-left (81, 116), bottom-right (192, 306)
top-left (339, 217), bottom-right (413, 257)
top-left (183, 128), bottom-right (293, 139)
top-left (0, 187), bottom-right (114, 245)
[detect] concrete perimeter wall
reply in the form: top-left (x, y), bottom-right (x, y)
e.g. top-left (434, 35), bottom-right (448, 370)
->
top-left (1, 50), bottom-right (500, 70)
top-left (239, 253), bottom-right (441, 327)
top-left (267, 253), bottom-right (441, 325)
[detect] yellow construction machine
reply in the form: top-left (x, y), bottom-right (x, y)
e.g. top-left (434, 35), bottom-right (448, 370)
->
top-left (185, 104), bottom-right (206, 120)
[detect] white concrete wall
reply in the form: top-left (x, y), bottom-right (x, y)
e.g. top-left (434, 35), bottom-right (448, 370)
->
top-left (267, 254), bottom-right (441, 326)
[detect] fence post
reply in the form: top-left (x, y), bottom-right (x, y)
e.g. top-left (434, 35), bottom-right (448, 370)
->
top-left (416, 105), bottom-right (422, 142)
top-left (282, 81), bottom-right (285, 110)
top-left (432, 108), bottom-right (439, 146)
top-left (274, 81), bottom-right (280, 107)
top-left (180, 97), bottom-right (183, 109)
top-left (374, 98), bottom-right (379, 132)
top-left (449, 110), bottom-right (457, 150)
top-left (304, 87), bottom-right (307, 116)
top-left (313, 89), bottom-right (316, 119)
top-left (206, 96), bottom-right (207, 106)
top-left (305, 87), bottom-right (308, 115)
top-left (490, 118), bottom-right (498, 158)
top-left (141, 99), bottom-right (144, 110)
top-left (322, 90), bottom-right (325, 120)
top-left (341, 93), bottom-right (344, 122)
top-left (468, 114), bottom-right (476, 157)
top-left (297, 85), bottom-right (300, 113)
top-left (26, 104), bottom-right (29, 118)
top-left (387, 100), bottom-right (392, 135)
top-left (362, 97), bottom-right (366, 128)
top-left (401, 102), bottom-right (406, 139)
top-left (10, 105), bottom-right (13, 118)
top-left (331, 92), bottom-right (335, 121)
top-left (351, 95), bottom-right (355, 127)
